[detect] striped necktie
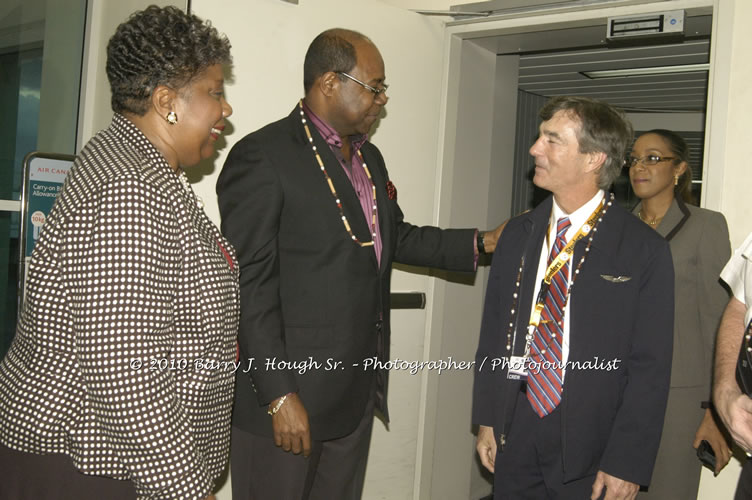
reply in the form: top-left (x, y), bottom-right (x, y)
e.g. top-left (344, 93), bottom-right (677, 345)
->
top-left (527, 216), bottom-right (571, 418)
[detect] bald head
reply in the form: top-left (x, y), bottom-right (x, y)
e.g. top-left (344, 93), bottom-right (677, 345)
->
top-left (303, 28), bottom-right (373, 94)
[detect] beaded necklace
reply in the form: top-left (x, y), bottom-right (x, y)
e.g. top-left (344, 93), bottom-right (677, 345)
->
top-left (299, 100), bottom-right (376, 247)
top-left (505, 193), bottom-right (614, 353)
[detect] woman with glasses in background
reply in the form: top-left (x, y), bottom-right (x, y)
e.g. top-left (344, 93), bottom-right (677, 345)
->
top-left (629, 129), bottom-right (732, 499)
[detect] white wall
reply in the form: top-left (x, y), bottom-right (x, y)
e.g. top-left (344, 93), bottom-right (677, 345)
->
top-left (380, 0), bottom-right (454, 10)
top-left (709, 0), bottom-right (752, 249)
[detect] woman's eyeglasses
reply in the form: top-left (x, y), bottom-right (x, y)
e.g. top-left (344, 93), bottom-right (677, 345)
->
top-left (626, 155), bottom-right (676, 168)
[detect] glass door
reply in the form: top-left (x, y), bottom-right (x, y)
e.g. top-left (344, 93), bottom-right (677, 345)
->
top-left (0, 1), bottom-right (87, 356)
top-left (0, 203), bottom-right (20, 357)
top-left (0, 49), bottom-right (41, 356)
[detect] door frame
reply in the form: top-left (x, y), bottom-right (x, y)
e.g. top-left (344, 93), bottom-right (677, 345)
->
top-left (418, 1), bottom-right (725, 498)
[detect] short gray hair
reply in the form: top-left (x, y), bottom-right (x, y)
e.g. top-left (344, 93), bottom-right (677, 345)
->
top-left (540, 96), bottom-right (633, 189)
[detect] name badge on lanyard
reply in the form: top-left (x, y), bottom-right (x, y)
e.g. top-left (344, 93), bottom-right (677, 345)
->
top-left (507, 355), bottom-right (529, 380)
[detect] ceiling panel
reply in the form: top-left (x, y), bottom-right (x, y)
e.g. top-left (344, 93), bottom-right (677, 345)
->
top-left (517, 39), bottom-right (710, 112)
top-left (519, 40), bottom-right (709, 67)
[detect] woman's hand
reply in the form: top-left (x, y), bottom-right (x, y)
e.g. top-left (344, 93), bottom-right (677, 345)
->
top-left (693, 408), bottom-right (732, 475)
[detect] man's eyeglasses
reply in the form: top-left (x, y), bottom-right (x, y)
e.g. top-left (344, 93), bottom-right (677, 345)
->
top-left (626, 155), bottom-right (677, 168)
top-left (336, 71), bottom-right (389, 96)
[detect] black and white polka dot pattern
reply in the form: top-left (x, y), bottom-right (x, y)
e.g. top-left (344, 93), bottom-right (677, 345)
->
top-left (0, 114), bottom-right (239, 499)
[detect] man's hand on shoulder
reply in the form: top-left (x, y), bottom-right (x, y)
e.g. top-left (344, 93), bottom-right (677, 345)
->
top-left (482, 220), bottom-right (508, 254)
top-left (591, 471), bottom-right (638, 500)
top-left (271, 393), bottom-right (311, 457)
top-left (476, 425), bottom-right (497, 473)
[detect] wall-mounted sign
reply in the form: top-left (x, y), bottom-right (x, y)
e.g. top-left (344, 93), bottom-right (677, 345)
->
top-left (22, 154), bottom-right (73, 257)
top-left (18, 152), bottom-right (75, 310)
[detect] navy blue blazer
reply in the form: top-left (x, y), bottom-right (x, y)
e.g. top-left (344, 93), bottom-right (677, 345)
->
top-left (472, 195), bottom-right (674, 486)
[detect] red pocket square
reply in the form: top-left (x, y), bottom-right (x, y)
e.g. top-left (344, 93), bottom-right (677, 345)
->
top-left (386, 180), bottom-right (397, 200)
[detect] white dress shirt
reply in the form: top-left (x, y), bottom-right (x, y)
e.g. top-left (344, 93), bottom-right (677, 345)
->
top-left (528, 189), bottom-right (606, 379)
top-left (721, 231), bottom-right (752, 326)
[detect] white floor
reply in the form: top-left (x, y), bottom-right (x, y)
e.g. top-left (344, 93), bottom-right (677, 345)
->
top-left (215, 449), bottom-right (745, 500)
top-left (697, 454), bottom-right (742, 499)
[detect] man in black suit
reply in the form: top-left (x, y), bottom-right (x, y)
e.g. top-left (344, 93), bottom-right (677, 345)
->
top-left (472, 96), bottom-right (674, 499)
top-left (217, 28), bottom-right (502, 500)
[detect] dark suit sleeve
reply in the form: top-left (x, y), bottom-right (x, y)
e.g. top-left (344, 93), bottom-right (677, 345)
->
top-left (392, 206), bottom-right (476, 271)
top-left (696, 211), bottom-right (732, 398)
top-left (598, 239), bottom-right (674, 485)
top-left (217, 137), bottom-right (297, 405)
top-left (363, 146), bottom-right (476, 272)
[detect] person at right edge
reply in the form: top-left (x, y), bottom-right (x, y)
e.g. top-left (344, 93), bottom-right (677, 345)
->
top-left (473, 96), bottom-right (674, 499)
top-left (714, 231), bottom-right (752, 499)
top-left (628, 129), bottom-right (732, 499)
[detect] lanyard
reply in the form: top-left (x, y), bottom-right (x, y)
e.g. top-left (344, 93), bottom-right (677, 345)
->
top-left (523, 197), bottom-right (605, 357)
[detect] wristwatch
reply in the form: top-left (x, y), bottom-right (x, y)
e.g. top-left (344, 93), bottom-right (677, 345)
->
top-left (477, 231), bottom-right (486, 254)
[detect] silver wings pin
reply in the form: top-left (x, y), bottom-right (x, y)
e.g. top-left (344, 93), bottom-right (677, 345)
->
top-left (600, 274), bottom-right (632, 283)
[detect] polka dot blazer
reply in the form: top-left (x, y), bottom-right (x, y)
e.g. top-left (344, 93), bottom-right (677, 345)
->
top-left (0, 114), bottom-right (240, 499)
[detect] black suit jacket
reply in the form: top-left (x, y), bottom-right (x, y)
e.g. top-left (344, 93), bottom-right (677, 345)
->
top-left (472, 195), bottom-right (674, 486)
top-left (218, 106), bottom-right (476, 441)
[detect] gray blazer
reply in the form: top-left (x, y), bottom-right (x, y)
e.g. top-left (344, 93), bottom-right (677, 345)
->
top-left (633, 197), bottom-right (730, 396)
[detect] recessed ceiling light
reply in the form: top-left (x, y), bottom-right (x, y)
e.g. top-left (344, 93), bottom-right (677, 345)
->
top-left (582, 63), bottom-right (709, 79)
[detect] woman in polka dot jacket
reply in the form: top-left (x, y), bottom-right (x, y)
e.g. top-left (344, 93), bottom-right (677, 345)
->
top-left (0, 6), bottom-right (238, 500)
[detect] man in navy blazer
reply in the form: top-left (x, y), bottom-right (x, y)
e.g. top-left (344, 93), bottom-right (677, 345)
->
top-left (473, 96), bottom-right (674, 499)
top-left (218, 29), bottom-right (502, 500)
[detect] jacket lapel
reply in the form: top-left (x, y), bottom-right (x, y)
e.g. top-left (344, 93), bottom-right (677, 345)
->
top-left (580, 194), bottom-right (619, 261)
top-left (516, 199), bottom-right (551, 350)
top-left (659, 198), bottom-right (690, 242)
top-left (361, 146), bottom-right (388, 272)
top-left (523, 199), bottom-right (550, 276)
top-left (632, 197), bottom-right (690, 242)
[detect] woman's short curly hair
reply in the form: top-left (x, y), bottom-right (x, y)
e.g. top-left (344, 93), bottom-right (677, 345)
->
top-left (106, 5), bottom-right (231, 115)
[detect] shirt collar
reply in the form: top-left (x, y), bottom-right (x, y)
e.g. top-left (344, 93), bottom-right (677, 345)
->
top-left (741, 233), bottom-right (752, 261)
top-left (551, 189), bottom-right (605, 235)
top-left (301, 100), bottom-right (368, 152)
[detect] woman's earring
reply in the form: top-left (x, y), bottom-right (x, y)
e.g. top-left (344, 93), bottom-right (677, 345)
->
top-left (674, 174), bottom-right (679, 186)
top-left (166, 111), bottom-right (178, 125)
